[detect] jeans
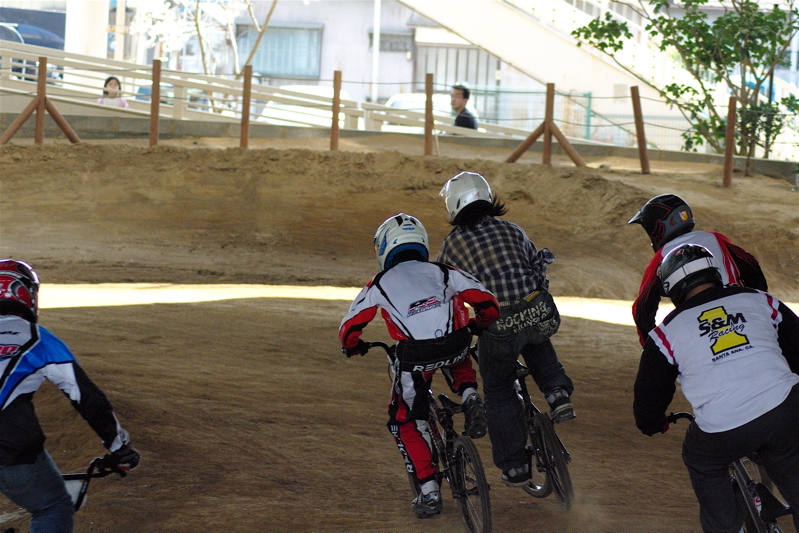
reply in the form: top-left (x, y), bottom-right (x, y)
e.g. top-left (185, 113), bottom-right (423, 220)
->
top-left (0, 450), bottom-right (74, 533)
top-left (682, 384), bottom-right (799, 533)
top-left (478, 293), bottom-right (573, 473)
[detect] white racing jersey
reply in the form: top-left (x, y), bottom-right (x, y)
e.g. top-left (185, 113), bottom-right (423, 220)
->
top-left (648, 288), bottom-right (799, 432)
top-left (339, 260), bottom-right (498, 347)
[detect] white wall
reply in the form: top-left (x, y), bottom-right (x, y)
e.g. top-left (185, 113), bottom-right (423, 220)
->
top-left (246, 0), bottom-right (416, 103)
top-left (64, 0), bottom-right (109, 58)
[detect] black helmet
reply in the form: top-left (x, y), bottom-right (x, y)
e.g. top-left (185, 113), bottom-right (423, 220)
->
top-left (657, 244), bottom-right (722, 305)
top-left (628, 194), bottom-right (695, 251)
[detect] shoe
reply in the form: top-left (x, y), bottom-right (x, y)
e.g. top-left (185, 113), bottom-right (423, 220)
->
top-left (546, 387), bottom-right (576, 423)
top-left (462, 393), bottom-right (487, 439)
top-left (502, 462), bottom-right (531, 487)
top-left (412, 491), bottom-right (442, 519)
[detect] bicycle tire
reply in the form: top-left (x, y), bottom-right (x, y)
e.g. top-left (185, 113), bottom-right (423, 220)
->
top-left (450, 436), bottom-right (492, 533)
top-left (521, 441), bottom-right (552, 498)
top-left (731, 461), bottom-right (777, 533)
top-left (407, 472), bottom-right (420, 500)
top-left (519, 392), bottom-right (551, 499)
top-left (534, 412), bottom-right (574, 509)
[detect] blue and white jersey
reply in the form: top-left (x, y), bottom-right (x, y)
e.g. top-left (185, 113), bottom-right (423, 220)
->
top-left (0, 315), bottom-right (129, 465)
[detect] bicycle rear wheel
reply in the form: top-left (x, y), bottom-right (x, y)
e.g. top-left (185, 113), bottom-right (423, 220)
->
top-left (534, 412), bottom-right (574, 509)
top-left (450, 436), bottom-right (492, 533)
top-left (731, 461), bottom-right (772, 533)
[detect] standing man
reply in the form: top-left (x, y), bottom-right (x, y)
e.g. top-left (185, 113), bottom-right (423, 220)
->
top-left (633, 244), bottom-right (799, 532)
top-left (451, 85), bottom-right (478, 130)
top-left (437, 171), bottom-right (575, 488)
top-left (0, 259), bottom-right (140, 532)
top-left (628, 193), bottom-right (767, 346)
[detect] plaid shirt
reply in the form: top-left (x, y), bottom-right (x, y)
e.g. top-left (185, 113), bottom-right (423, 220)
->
top-left (436, 217), bottom-right (554, 303)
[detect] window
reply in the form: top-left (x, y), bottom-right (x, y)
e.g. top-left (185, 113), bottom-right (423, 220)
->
top-left (369, 31), bottom-right (413, 53)
top-left (237, 23), bottom-right (323, 78)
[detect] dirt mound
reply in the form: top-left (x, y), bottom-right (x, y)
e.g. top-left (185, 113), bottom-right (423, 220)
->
top-left (0, 138), bottom-right (797, 532)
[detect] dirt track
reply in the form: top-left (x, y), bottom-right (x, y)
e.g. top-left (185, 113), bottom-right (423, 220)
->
top-left (0, 136), bottom-right (797, 532)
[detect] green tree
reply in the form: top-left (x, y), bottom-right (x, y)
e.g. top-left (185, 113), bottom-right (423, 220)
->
top-left (572, 0), bottom-right (799, 158)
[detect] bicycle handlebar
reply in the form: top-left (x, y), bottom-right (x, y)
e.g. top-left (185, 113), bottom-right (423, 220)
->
top-left (665, 411), bottom-right (695, 425)
top-left (366, 341), bottom-right (393, 355)
top-left (341, 340), bottom-right (394, 358)
top-left (62, 455), bottom-right (128, 482)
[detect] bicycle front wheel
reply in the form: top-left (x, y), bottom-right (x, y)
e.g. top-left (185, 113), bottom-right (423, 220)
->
top-left (450, 436), bottom-right (492, 533)
top-left (534, 412), bottom-right (575, 510)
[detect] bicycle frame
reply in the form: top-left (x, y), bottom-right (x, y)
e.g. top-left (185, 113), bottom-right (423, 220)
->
top-left (513, 360), bottom-right (574, 507)
top-left (359, 340), bottom-right (492, 533)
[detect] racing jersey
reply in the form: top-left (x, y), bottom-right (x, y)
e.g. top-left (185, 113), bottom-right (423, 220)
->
top-left (632, 230), bottom-right (767, 346)
top-left (0, 315), bottom-right (130, 465)
top-left (436, 217), bottom-right (553, 303)
top-left (339, 260), bottom-right (499, 349)
top-left (634, 286), bottom-right (799, 435)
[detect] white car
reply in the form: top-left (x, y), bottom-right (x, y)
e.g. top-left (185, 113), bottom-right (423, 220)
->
top-left (381, 92), bottom-right (479, 133)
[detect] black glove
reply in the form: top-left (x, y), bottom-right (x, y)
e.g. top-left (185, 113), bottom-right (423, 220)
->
top-left (342, 340), bottom-right (369, 358)
top-left (467, 319), bottom-right (486, 337)
top-left (109, 444), bottom-right (141, 471)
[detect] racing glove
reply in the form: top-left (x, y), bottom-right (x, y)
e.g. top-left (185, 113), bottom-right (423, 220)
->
top-left (467, 319), bottom-right (486, 337)
top-left (343, 340), bottom-right (369, 358)
top-left (109, 443), bottom-right (141, 471)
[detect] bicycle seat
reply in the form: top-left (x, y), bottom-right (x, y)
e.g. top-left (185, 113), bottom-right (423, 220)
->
top-left (513, 361), bottom-right (531, 381)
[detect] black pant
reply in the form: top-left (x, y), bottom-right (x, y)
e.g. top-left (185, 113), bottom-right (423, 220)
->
top-left (682, 384), bottom-right (799, 532)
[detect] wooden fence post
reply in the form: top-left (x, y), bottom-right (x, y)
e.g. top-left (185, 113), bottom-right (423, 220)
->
top-left (149, 59), bottom-right (161, 147)
top-left (0, 56), bottom-right (80, 144)
top-left (722, 97), bottom-right (738, 188)
top-left (240, 64), bottom-right (252, 149)
top-left (542, 83), bottom-right (554, 165)
top-left (35, 57), bottom-right (47, 144)
top-left (331, 70), bottom-right (342, 151)
top-left (424, 73), bottom-right (434, 156)
top-left (630, 86), bottom-right (651, 174)
top-left (506, 83), bottom-right (585, 166)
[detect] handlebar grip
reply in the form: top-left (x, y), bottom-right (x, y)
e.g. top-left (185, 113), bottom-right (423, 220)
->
top-left (665, 411), bottom-right (694, 424)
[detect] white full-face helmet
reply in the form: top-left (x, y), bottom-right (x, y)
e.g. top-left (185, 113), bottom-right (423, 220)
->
top-left (374, 213), bottom-right (429, 270)
top-left (439, 171), bottom-right (493, 223)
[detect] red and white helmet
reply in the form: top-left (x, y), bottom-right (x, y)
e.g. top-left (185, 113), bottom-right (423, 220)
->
top-left (0, 259), bottom-right (40, 322)
top-left (439, 171), bottom-right (493, 223)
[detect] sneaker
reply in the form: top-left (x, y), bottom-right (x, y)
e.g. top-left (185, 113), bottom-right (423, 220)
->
top-left (501, 462), bottom-right (531, 487)
top-left (462, 393), bottom-right (487, 439)
top-left (412, 491), bottom-right (442, 519)
top-left (546, 388), bottom-right (576, 423)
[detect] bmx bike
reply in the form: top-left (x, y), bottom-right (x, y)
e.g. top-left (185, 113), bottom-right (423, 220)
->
top-left (351, 340), bottom-right (492, 533)
top-left (1, 455), bottom-right (128, 533)
top-left (512, 357), bottom-right (575, 509)
top-left (62, 454), bottom-right (129, 512)
top-left (667, 412), bottom-right (793, 533)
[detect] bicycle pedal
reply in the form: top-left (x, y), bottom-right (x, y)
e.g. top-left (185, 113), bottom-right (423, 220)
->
top-left (550, 409), bottom-right (576, 423)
